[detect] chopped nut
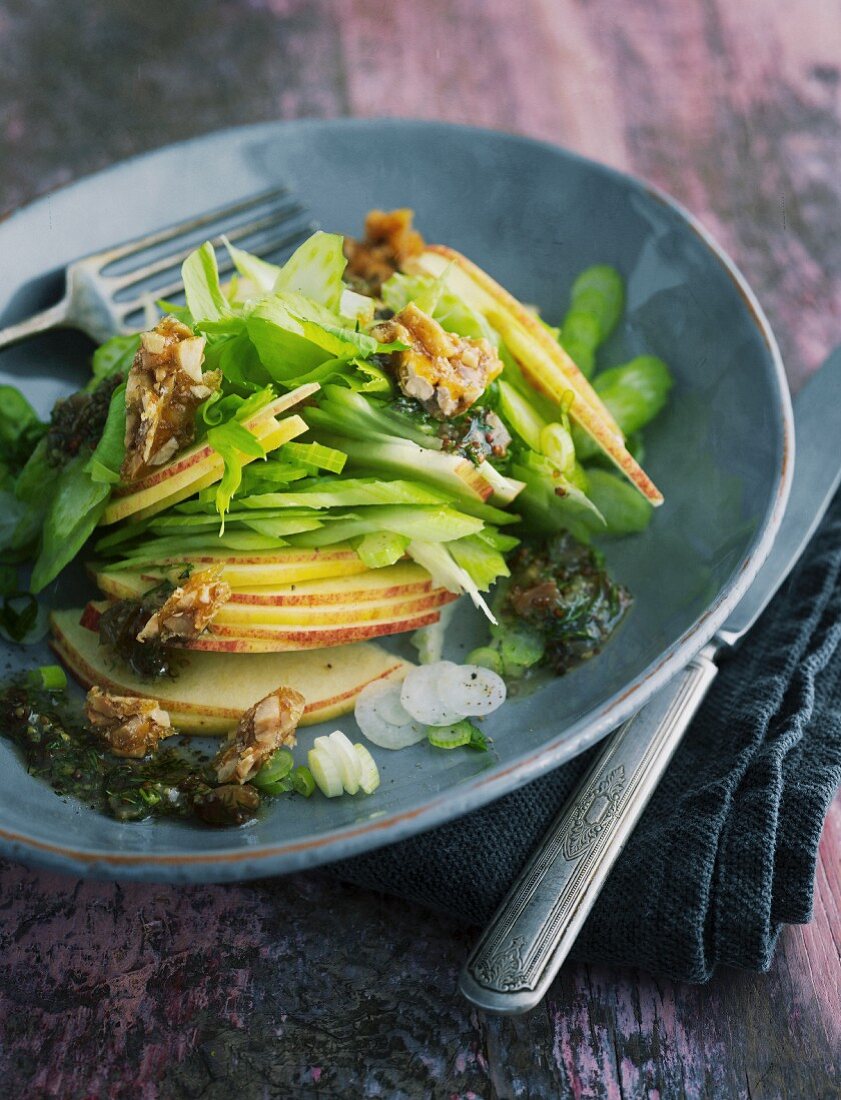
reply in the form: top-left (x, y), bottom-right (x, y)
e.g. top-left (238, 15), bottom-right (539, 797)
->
top-left (192, 784), bottom-right (260, 827)
top-left (85, 686), bottom-right (171, 758)
top-left (213, 686), bottom-right (306, 785)
top-left (137, 566), bottom-right (231, 644)
top-left (371, 302), bottom-right (504, 419)
top-left (122, 316), bottom-right (221, 482)
top-left (344, 208), bottom-right (425, 295)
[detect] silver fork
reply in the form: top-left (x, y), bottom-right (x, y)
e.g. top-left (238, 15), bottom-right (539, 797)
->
top-left (0, 185), bottom-right (315, 350)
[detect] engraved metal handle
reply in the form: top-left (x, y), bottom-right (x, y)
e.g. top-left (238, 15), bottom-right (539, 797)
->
top-left (460, 644), bottom-right (719, 1014)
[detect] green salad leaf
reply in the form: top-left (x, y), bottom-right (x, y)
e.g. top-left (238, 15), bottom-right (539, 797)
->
top-left (206, 419), bottom-right (267, 525)
top-left (183, 241), bottom-right (229, 323)
top-left (30, 454), bottom-right (111, 592)
top-left (85, 382), bottom-right (127, 484)
top-left (90, 333), bottom-right (140, 386)
top-left (272, 231), bottom-right (348, 311)
top-left (0, 386), bottom-right (46, 471)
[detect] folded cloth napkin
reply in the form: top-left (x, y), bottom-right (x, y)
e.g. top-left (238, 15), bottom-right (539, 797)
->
top-left (332, 490), bottom-right (841, 982)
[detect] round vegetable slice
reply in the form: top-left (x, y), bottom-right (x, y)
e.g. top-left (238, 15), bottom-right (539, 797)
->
top-left (307, 747), bottom-right (344, 797)
top-left (252, 748), bottom-right (295, 791)
top-left (399, 662), bottom-right (464, 726)
top-left (292, 765), bottom-right (315, 798)
top-left (355, 679), bottom-right (427, 749)
top-left (465, 646), bottom-right (504, 676)
top-left (438, 663), bottom-right (507, 717)
top-left (327, 729), bottom-right (363, 795)
top-left (353, 743), bottom-right (381, 794)
top-left (427, 721), bottom-right (473, 749)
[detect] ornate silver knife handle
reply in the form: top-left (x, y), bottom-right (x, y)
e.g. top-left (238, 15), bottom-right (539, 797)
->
top-left (460, 644), bottom-right (719, 1014)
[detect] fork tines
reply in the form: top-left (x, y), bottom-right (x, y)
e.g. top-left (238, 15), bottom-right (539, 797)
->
top-left (100, 185), bottom-right (316, 311)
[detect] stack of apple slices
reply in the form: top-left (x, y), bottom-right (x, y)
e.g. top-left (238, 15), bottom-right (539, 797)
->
top-left (51, 380), bottom-right (455, 730)
top-left (88, 560), bottom-right (459, 652)
top-left (51, 607), bottom-right (411, 733)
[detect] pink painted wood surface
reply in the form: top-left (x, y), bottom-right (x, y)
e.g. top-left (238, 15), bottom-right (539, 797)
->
top-left (0, 0), bottom-right (839, 1095)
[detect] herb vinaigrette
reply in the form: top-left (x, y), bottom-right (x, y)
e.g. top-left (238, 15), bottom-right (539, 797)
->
top-left (0, 682), bottom-right (262, 827)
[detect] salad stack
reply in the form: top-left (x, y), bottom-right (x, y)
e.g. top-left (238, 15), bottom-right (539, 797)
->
top-left (2, 210), bottom-right (672, 732)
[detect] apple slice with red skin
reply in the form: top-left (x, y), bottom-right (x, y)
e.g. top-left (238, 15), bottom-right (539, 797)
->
top-left (186, 611), bottom-right (444, 651)
top-left (101, 383), bottom-right (318, 526)
top-left (79, 598), bottom-right (450, 652)
top-left (101, 413), bottom-right (308, 526)
top-left (91, 567), bottom-right (456, 626)
top-left (405, 247), bottom-right (663, 506)
top-left (51, 608), bottom-right (411, 734)
top-left (97, 545), bottom-right (371, 587)
top-left (91, 561), bottom-right (436, 606)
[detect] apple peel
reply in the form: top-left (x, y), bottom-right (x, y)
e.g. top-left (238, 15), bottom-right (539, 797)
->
top-left (101, 381), bottom-right (319, 526)
top-left (406, 246), bottom-right (663, 506)
top-left (50, 607), bottom-right (411, 734)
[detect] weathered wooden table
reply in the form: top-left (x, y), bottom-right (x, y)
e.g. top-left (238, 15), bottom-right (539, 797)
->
top-left (1, 2), bottom-right (839, 1095)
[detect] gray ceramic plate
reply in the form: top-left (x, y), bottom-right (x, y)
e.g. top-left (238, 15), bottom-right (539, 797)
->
top-left (0, 119), bottom-right (792, 881)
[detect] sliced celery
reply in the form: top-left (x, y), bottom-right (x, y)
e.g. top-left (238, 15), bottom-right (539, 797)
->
top-left (355, 531), bottom-right (410, 569)
top-left (281, 441), bottom-right (347, 474)
top-left (292, 765), bottom-right (316, 798)
top-left (465, 647), bottom-right (504, 676)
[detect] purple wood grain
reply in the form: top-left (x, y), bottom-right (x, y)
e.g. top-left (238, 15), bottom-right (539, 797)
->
top-left (0, 0), bottom-right (840, 1096)
top-left (339, 0), bottom-right (841, 390)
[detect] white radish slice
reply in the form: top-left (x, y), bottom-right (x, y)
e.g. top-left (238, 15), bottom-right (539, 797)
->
top-left (356, 678), bottom-right (416, 727)
top-left (355, 679), bottom-right (427, 749)
top-left (399, 661), bottom-right (465, 726)
top-left (437, 663), bottom-right (507, 717)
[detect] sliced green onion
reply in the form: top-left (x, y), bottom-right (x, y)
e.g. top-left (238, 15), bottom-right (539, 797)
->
top-left (252, 747), bottom-right (295, 791)
top-left (292, 765), bottom-right (316, 798)
top-left (355, 530), bottom-right (410, 569)
top-left (465, 646), bottom-right (504, 677)
top-left (427, 720), bottom-right (475, 749)
top-left (353, 743), bottom-right (381, 794)
top-left (26, 665), bottom-right (67, 692)
top-left (500, 625), bottom-right (545, 672)
top-left (308, 747), bottom-right (344, 797)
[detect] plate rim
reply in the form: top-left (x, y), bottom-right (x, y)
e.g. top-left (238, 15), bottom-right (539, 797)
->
top-left (0, 117), bottom-right (794, 881)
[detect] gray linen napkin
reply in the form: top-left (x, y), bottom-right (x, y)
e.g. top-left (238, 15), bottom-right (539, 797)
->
top-left (331, 491), bottom-right (841, 982)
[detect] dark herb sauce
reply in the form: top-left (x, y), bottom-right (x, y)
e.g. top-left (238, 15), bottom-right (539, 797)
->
top-left (98, 579), bottom-right (180, 679)
top-left (389, 394), bottom-right (511, 466)
top-left (501, 533), bottom-right (631, 674)
top-left (46, 374), bottom-right (124, 467)
top-left (0, 682), bottom-right (261, 827)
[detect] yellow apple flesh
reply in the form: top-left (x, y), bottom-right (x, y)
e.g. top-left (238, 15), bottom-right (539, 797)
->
top-left (101, 412), bottom-right (308, 525)
top-left (92, 560), bottom-right (435, 605)
top-left (92, 569), bottom-right (455, 625)
top-left (407, 247), bottom-right (663, 505)
top-left (96, 545), bottom-right (371, 587)
top-left (51, 607), bottom-right (411, 734)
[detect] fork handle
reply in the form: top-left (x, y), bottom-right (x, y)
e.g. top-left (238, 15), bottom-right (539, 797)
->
top-left (0, 299), bottom-right (69, 352)
top-left (460, 644), bottom-right (719, 1014)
